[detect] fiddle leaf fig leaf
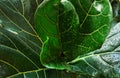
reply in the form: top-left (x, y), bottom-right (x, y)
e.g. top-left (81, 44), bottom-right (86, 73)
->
top-left (0, 0), bottom-right (43, 77)
top-left (35, 0), bottom-right (79, 69)
top-left (35, 0), bottom-right (112, 69)
top-left (67, 23), bottom-right (120, 77)
top-left (69, 0), bottom-right (112, 55)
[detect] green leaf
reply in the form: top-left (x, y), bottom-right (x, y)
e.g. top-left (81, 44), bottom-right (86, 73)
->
top-left (67, 22), bottom-right (120, 77)
top-left (0, 0), bottom-right (43, 77)
top-left (35, 0), bottom-right (79, 69)
top-left (35, 0), bottom-right (112, 69)
top-left (68, 0), bottom-right (112, 55)
top-left (7, 69), bottom-right (77, 78)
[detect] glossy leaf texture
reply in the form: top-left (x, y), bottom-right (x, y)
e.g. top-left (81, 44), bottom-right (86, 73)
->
top-left (67, 22), bottom-right (120, 78)
top-left (0, 0), bottom-right (43, 77)
top-left (68, 0), bottom-right (112, 55)
top-left (7, 69), bottom-right (77, 78)
top-left (35, 0), bottom-right (79, 69)
top-left (35, 0), bottom-right (112, 69)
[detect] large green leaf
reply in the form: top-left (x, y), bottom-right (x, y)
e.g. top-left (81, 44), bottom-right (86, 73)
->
top-left (0, 0), bottom-right (43, 77)
top-left (67, 22), bottom-right (120, 77)
top-left (69, 0), bottom-right (112, 55)
top-left (35, 0), bottom-right (79, 69)
top-left (35, 0), bottom-right (112, 69)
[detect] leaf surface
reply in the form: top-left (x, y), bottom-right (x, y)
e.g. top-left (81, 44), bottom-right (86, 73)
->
top-left (69, 0), bottom-right (112, 55)
top-left (35, 0), bottom-right (79, 69)
top-left (35, 0), bottom-right (112, 69)
top-left (67, 22), bottom-right (120, 77)
top-left (0, 0), bottom-right (43, 77)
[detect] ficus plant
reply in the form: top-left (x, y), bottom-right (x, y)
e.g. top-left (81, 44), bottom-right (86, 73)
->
top-left (0, 0), bottom-right (120, 78)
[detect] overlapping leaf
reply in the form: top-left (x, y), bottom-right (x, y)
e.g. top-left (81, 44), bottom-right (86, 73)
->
top-left (69, 0), bottom-right (112, 55)
top-left (67, 23), bottom-right (120, 77)
top-left (35, 0), bottom-right (112, 69)
top-left (0, 0), bottom-right (118, 78)
top-left (0, 0), bottom-right (79, 78)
